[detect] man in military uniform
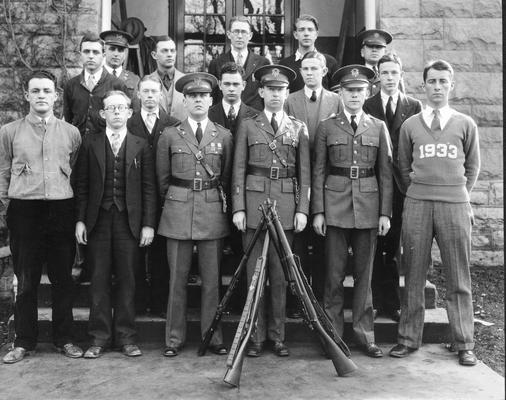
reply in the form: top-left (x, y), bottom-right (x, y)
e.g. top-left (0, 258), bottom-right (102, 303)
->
top-left (312, 65), bottom-right (393, 358)
top-left (156, 73), bottom-right (233, 357)
top-left (357, 29), bottom-right (392, 97)
top-left (100, 30), bottom-right (141, 103)
top-left (232, 65), bottom-right (310, 357)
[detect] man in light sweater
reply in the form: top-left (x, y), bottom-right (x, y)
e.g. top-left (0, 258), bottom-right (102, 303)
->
top-left (389, 60), bottom-right (480, 366)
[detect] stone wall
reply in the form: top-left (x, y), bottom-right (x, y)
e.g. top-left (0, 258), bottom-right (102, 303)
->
top-left (379, 0), bottom-right (503, 266)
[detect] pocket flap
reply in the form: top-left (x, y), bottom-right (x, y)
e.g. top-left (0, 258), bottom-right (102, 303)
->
top-left (281, 178), bottom-right (295, 193)
top-left (248, 134), bottom-right (269, 146)
top-left (245, 175), bottom-right (265, 192)
top-left (327, 135), bottom-right (348, 146)
top-left (361, 135), bottom-right (379, 147)
top-left (167, 185), bottom-right (189, 202)
top-left (170, 146), bottom-right (192, 155)
top-left (359, 177), bottom-right (379, 192)
top-left (324, 176), bottom-right (347, 192)
top-left (204, 145), bottom-right (223, 155)
top-left (282, 135), bottom-right (298, 147)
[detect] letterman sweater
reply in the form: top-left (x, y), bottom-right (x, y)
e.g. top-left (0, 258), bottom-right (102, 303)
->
top-left (398, 110), bottom-right (480, 202)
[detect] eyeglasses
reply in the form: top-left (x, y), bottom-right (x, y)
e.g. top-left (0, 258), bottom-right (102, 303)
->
top-left (103, 104), bottom-right (129, 112)
top-left (230, 29), bottom-right (250, 36)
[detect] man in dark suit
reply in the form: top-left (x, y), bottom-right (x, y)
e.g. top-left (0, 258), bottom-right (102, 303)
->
top-left (128, 75), bottom-right (180, 316)
top-left (75, 90), bottom-right (157, 359)
top-left (279, 14), bottom-right (339, 94)
top-left (63, 32), bottom-right (129, 137)
top-left (363, 53), bottom-right (422, 322)
top-left (284, 51), bottom-right (342, 311)
top-left (208, 16), bottom-right (270, 110)
top-left (209, 62), bottom-right (259, 136)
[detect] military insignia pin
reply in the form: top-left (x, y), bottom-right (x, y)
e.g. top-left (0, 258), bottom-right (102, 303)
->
top-left (351, 68), bottom-right (359, 78)
top-left (272, 68), bottom-right (280, 78)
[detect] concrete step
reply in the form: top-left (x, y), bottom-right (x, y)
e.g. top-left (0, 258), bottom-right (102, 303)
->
top-left (37, 274), bottom-right (438, 310)
top-left (13, 306), bottom-right (451, 345)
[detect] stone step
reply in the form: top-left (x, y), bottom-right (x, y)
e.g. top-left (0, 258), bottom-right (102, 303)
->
top-left (37, 274), bottom-right (438, 310)
top-left (13, 306), bottom-right (451, 345)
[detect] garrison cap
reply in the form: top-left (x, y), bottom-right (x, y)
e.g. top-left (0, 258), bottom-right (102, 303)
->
top-left (357, 29), bottom-right (392, 47)
top-left (254, 64), bottom-right (296, 87)
top-left (175, 72), bottom-right (218, 94)
top-left (332, 64), bottom-right (375, 88)
top-left (99, 30), bottom-right (133, 48)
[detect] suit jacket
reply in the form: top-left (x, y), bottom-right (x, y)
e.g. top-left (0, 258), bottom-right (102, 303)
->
top-left (208, 51), bottom-right (270, 110)
top-left (75, 131), bottom-right (157, 239)
top-left (284, 88), bottom-right (342, 153)
top-left (147, 69), bottom-right (187, 121)
top-left (156, 119), bottom-right (233, 240)
top-left (208, 102), bottom-right (259, 136)
top-left (63, 69), bottom-right (129, 136)
top-left (232, 112), bottom-right (310, 230)
top-left (311, 111), bottom-right (393, 229)
top-left (364, 91), bottom-right (422, 190)
top-left (279, 53), bottom-right (339, 94)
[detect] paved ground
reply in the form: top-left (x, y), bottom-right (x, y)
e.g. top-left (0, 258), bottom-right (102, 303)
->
top-left (1, 342), bottom-right (503, 400)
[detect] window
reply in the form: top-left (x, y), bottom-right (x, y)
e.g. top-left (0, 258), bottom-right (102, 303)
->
top-left (173, 0), bottom-right (295, 72)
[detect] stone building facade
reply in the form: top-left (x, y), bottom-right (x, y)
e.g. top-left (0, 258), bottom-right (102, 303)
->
top-left (0, 0), bottom-right (502, 310)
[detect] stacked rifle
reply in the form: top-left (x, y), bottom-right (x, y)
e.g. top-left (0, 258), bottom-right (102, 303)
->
top-left (198, 199), bottom-right (357, 387)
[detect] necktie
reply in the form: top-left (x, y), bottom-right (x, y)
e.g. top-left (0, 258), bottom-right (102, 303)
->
top-left (270, 113), bottom-right (278, 133)
top-left (110, 132), bottom-right (121, 156)
top-left (228, 105), bottom-right (236, 131)
top-left (350, 115), bottom-right (358, 132)
top-left (385, 96), bottom-right (394, 128)
top-left (86, 75), bottom-right (95, 91)
top-left (373, 65), bottom-right (378, 76)
top-left (40, 118), bottom-right (47, 133)
top-left (162, 73), bottom-right (172, 90)
top-left (431, 109), bottom-right (441, 132)
top-left (236, 52), bottom-right (244, 67)
top-left (195, 122), bottom-right (203, 143)
top-left (112, 68), bottom-right (117, 77)
top-left (310, 90), bottom-right (317, 102)
top-left (145, 113), bottom-right (156, 133)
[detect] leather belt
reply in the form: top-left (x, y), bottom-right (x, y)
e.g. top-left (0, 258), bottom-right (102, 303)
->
top-left (170, 177), bottom-right (218, 191)
top-left (329, 166), bottom-right (375, 179)
top-left (247, 165), bottom-right (296, 180)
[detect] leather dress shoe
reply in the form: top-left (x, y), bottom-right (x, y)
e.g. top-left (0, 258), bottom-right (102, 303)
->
top-left (209, 344), bottom-right (228, 355)
top-left (2, 347), bottom-right (31, 364)
top-left (388, 310), bottom-right (401, 322)
top-left (389, 344), bottom-right (417, 358)
top-left (246, 342), bottom-right (263, 357)
top-left (163, 346), bottom-right (181, 357)
top-left (364, 343), bottom-right (383, 358)
top-left (287, 308), bottom-right (303, 319)
top-left (458, 350), bottom-right (477, 366)
top-left (57, 343), bottom-right (83, 358)
top-left (372, 309), bottom-right (378, 320)
top-left (84, 345), bottom-right (104, 359)
top-left (273, 341), bottom-right (289, 357)
top-left (122, 344), bottom-right (142, 357)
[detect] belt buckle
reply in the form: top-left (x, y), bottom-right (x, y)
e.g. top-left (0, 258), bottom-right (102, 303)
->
top-left (270, 167), bottom-right (279, 180)
top-left (350, 166), bottom-right (359, 179)
top-left (193, 178), bottom-right (203, 191)
top-left (269, 141), bottom-right (277, 150)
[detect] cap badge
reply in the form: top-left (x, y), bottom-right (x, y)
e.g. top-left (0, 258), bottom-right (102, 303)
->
top-left (351, 68), bottom-right (359, 78)
top-left (374, 32), bottom-right (380, 38)
top-left (193, 78), bottom-right (203, 86)
top-left (272, 68), bottom-right (280, 78)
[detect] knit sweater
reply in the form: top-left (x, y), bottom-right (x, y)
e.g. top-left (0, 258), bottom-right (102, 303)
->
top-left (398, 110), bottom-right (480, 203)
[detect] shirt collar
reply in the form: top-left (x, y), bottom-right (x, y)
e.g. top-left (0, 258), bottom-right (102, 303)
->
top-left (423, 104), bottom-right (453, 129)
top-left (231, 49), bottom-right (248, 65)
top-left (295, 48), bottom-right (317, 61)
top-left (141, 108), bottom-right (160, 121)
top-left (157, 68), bottom-right (175, 81)
top-left (105, 126), bottom-right (127, 144)
top-left (343, 108), bottom-right (363, 124)
top-left (380, 90), bottom-right (399, 109)
top-left (187, 117), bottom-right (209, 136)
top-left (27, 112), bottom-right (53, 125)
top-left (222, 100), bottom-right (241, 116)
top-left (304, 86), bottom-right (323, 99)
top-left (84, 67), bottom-right (103, 82)
top-left (104, 64), bottom-right (123, 76)
top-left (263, 110), bottom-right (285, 125)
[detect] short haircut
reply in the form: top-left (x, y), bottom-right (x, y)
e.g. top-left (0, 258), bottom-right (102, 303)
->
top-left (102, 90), bottom-right (131, 108)
top-left (228, 15), bottom-right (252, 32)
top-left (80, 32), bottom-right (103, 51)
top-left (378, 52), bottom-right (403, 71)
top-left (301, 51), bottom-right (327, 67)
top-left (154, 35), bottom-right (175, 50)
top-left (219, 62), bottom-right (245, 80)
top-left (137, 74), bottom-right (163, 90)
top-left (25, 70), bottom-right (57, 90)
top-left (294, 14), bottom-right (319, 31)
top-left (423, 59), bottom-right (454, 82)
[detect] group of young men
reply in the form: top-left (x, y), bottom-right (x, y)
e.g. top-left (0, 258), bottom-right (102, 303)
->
top-left (0, 14), bottom-right (480, 369)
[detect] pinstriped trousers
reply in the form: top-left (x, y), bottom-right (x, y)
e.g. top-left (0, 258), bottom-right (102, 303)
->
top-left (398, 197), bottom-right (475, 350)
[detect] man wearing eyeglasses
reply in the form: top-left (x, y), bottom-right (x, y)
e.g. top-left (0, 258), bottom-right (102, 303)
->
top-left (74, 90), bottom-right (157, 359)
top-left (208, 16), bottom-right (270, 110)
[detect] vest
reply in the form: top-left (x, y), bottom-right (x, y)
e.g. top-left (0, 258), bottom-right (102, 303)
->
top-left (101, 139), bottom-right (127, 211)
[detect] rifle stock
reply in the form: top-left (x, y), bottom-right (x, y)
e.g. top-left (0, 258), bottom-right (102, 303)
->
top-left (198, 218), bottom-right (265, 356)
